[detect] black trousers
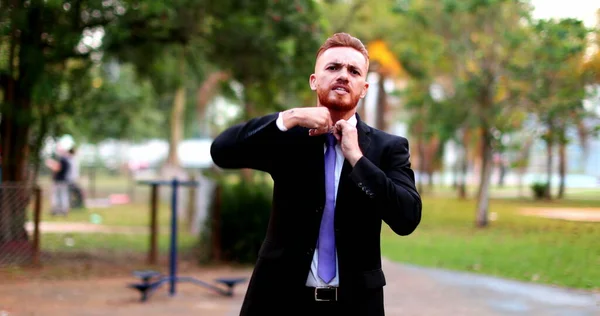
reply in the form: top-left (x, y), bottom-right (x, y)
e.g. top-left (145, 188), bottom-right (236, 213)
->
top-left (298, 287), bottom-right (385, 316)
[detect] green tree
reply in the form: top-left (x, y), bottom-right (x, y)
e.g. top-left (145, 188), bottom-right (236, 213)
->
top-left (102, 1), bottom-right (210, 170)
top-left (205, 0), bottom-right (325, 121)
top-left (0, 0), bottom-right (132, 244)
top-left (391, 0), bottom-right (453, 193)
top-left (63, 61), bottom-right (164, 143)
top-left (435, 0), bottom-right (533, 227)
top-left (527, 19), bottom-right (590, 199)
top-left (0, 0), bottom-right (212, 246)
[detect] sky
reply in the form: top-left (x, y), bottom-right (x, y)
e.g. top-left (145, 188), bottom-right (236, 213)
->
top-left (530, 0), bottom-right (598, 27)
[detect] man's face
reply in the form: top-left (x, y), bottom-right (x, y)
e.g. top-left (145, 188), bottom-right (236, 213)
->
top-left (310, 47), bottom-right (369, 112)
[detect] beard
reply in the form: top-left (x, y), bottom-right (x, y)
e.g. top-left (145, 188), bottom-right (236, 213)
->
top-left (317, 87), bottom-right (361, 112)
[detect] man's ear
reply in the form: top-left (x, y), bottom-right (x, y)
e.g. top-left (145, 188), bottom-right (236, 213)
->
top-left (360, 82), bottom-right (369, 99)
top-left (309, 74), bottom-right (317, 91)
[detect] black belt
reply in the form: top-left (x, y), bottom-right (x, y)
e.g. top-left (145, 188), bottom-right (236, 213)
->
top-left (305, 286), bottom-right (339, 302)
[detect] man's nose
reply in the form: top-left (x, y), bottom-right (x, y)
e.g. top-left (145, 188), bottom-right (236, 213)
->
top-left (336, 72), bottom-right (349, 82)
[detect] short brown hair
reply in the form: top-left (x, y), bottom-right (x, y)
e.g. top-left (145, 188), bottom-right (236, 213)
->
top-left (316, 33), bottom-right (369, 63)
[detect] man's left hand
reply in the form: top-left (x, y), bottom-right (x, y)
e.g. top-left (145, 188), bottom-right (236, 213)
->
top-left (333, 120), bottom-right (363, 166)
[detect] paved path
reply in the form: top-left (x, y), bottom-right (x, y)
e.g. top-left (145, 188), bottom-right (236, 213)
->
top-left (1, 259), bottom-right (598, 316)
top-left (519, 207), bottom-right (600, 222)
top-left (382, 259), bottom-right (599, 316)
top-left (24, 222), bottom-right (148, 234)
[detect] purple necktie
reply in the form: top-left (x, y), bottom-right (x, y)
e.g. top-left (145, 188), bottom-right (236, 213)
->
top-left (318, 133), bottom-right (337, 283)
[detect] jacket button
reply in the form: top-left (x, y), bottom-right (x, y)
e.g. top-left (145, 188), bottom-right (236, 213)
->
top-left (307, 248), bottom-right (314, 255)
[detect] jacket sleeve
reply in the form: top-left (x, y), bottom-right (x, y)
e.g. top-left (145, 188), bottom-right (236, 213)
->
top-left (349, 137), bottom-right (422, 235)
top-left (210, 113), bottom-right (284, 174)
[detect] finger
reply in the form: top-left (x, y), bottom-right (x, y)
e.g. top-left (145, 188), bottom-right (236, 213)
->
top-left (333, 128), bottom-right (342, 142)
top-left (320, 108), bottom-right (333, 126)
top-left (335, 120), bottom-right (349, 132)
top-left (320, 114), bottom-right (332, 127)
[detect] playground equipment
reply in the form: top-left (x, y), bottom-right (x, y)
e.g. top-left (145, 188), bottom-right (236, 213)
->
top-left (127, 178), bottom-right (246, 302)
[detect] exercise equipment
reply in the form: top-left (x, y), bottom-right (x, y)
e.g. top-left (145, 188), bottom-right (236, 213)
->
top-left (128, 178), bottom-right (246, 302)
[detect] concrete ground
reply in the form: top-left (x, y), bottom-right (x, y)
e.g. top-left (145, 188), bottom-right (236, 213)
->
top-left (0, 259), bottom-right (598, 316)
top-left (519, 207), bottom-right (600, 222)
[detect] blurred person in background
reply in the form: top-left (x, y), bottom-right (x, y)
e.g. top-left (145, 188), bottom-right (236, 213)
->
top-left (45, 146), bottom-right (71, 215)
top-left (67, 147), bottom-right (85, 209)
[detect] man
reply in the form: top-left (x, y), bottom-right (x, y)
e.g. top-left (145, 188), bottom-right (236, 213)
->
top-left (45, 146), bottom-right (71, 215)
top-left (210, 33), bottom-right (422, 316)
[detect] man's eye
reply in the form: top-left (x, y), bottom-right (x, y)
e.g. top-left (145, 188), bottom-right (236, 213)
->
top-left (352, 70), bottom-right (360, 75)
top-left (327, 66), bottom-right (337, 70)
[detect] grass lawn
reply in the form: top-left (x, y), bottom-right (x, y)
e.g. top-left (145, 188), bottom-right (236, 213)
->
top-left (39, 230), bottom-right (198, 254)
top-left (381, 196), bottom-right (600, 291)
top-left (27, 200), bottom-right (201, 267)
top-left (33, 202), bottom-right (175, 228)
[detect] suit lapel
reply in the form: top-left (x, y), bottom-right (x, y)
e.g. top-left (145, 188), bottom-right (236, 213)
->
top-left (313, 134), bottom-right (326, 207)
top-left (356, 114), bottom-right (372, 154)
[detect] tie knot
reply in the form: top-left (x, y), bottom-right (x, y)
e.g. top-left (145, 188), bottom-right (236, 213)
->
top-left (326, 133), bottom-right (336, 147)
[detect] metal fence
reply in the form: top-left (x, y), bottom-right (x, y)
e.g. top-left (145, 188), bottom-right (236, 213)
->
top-left (0, 182), bottom-right (41, 267)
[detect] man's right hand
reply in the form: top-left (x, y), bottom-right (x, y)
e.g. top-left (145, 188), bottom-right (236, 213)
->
top-left (281, 107), bottom-right (332, 136)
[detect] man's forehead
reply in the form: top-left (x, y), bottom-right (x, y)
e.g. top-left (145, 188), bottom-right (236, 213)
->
top-left (317, 47), bottom-right (368, 69)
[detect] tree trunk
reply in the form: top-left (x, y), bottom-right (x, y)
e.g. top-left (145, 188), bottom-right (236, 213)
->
top-left (0, 3), bottom-right (44, 249)
top-left (0, 71), bottom-right (33, 245)
top-left (197, 71), bottom-right (229, 137)
top-left (497, 155), bottom-right (506, 188)
top-left (241, 86), bottom-right (256, 182)
top-left (0, 91), bottom-right (33, 245)
top-left (416, 133), bottom-right (426, 194)
top-left (458, 153), bottom-right (468, 199)
top-left (375, 75), bottom-right (388, 131)
top-left (427, 169), bottom-right (434, 190)
top-left (452, 161), bottom-right (458, 189)
top-left (425, 136), bottom-right (440, 191)
top-left (557, 137), bottom-right (567, 199)
top-left (0, 116), bottom-right (31, 244)
top-left (166, 86), bottom-right (186, 167)
top-left (475, 128), bottom-right (493, 228)
top-left (29, 109), bottom-right (49, 184)
top-left (457, 128), bottom-right (469, 199)
top-left (516, 136), bottom-right (534, 198)
top-left (544, 126), bottom-right (554, 200)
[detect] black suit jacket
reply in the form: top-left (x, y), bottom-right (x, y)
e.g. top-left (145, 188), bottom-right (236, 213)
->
top-left (210, 113), bottom-right (422, 315)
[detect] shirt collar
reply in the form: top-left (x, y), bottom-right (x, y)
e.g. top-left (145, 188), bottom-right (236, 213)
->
top-left (347, 113), bottom-right (358, 127)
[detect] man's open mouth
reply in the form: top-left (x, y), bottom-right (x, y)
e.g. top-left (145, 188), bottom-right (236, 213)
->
top-left (332, 85), bottom-right (349, 93)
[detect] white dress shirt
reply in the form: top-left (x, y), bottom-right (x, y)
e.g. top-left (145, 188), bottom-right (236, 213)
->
top-left (275, 112), bottom-right (358, 288)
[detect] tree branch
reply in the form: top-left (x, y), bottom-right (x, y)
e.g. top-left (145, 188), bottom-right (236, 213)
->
top-left (334, 0), bottom-right (368, 33)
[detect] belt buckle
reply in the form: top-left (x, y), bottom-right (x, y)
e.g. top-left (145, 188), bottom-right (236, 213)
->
top-left (314, 287), bottom-right (337, 302)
